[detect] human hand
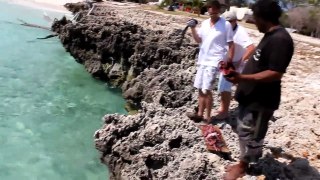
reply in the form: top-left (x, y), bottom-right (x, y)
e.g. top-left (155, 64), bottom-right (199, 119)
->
top-left (187, 19), bottom-right (198, 28)
top-left (225, 70), bottom-right (241, 84)
top-left (219, 61), bottom-right (235, 74)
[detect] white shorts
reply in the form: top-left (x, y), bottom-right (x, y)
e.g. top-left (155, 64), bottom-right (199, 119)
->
top-left (194, 65), bottom-right (218, 91)
top-left (218, 73), bottom-right (233, 93)
top-left (218, 61), bottom-right (247, 93)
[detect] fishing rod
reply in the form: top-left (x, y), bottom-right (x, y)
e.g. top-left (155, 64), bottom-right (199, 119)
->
top-left (177, 25), bottom-right (189, 48)
top-left (177, 18), bottom-right (198, 48)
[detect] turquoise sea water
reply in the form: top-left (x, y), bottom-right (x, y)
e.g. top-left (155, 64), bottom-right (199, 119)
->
top-left (0, 1), bottom-right (126, 179)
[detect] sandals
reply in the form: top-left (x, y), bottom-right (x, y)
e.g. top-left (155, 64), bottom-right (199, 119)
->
top-left (186, 112), bottom-right (205, 123)
top-left (212, 111), bottom-right (229, 121)
top-left (186, 113), bottom-right (212, 123)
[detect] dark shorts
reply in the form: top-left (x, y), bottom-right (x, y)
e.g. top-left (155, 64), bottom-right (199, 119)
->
top-left (236, 105), bottom-right (274, 162)
top-left (237, 105), bottom-right (274, 141)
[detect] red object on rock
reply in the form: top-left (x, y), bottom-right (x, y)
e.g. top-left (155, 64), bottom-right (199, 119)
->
top-left (199, 124), bottom-right (230, 153)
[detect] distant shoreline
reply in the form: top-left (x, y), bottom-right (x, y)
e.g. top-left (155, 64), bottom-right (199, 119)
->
top-left (8, 0), bottom-right (83, 13)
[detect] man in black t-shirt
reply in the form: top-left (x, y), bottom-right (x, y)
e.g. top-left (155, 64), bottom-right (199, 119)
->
top-left (223, 1), bottom-right (294, 179)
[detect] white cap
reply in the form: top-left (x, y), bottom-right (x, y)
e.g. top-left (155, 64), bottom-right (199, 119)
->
top-left (222, 11), bottom-right (237, 21)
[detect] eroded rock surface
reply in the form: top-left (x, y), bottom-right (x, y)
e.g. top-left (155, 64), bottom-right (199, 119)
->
top-left (94, 103), bottom-right (229, 180)
top-left (54, 2), bottom-right (320, 180)
top-left (53, 3), bottom-right (198, 109)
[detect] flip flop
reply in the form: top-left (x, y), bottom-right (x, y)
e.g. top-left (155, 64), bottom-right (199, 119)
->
top-left (186, 112), bottom-right (204, 123)
top-left (212, 111), bottom-right (229, 120)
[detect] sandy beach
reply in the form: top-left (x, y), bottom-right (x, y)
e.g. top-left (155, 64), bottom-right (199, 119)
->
top-left (9, 0), bottom-right (84, 13)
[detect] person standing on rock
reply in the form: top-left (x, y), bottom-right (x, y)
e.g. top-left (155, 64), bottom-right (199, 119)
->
top-left (223, 0), bottom-right (294, 179)
top-left (214, 11), bottom-right (255, 120)
top-left (186, 0), bottom-right (235, 122)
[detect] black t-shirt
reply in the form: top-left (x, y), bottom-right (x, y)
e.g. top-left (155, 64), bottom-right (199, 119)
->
top-left (235, 27), bottom-right (294, 110)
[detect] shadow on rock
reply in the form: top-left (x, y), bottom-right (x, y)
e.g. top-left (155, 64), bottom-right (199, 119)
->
top-left (248, 149), bottom-right (320, 180)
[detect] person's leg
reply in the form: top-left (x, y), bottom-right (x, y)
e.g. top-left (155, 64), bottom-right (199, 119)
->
top-left (204, 90), bottom-right (213, 121)
top-left (197, 90), bottom-right (205, 117)
top-left (202, 66), bottom-right (219, 121)
top-left (219, 91), bottom-right (231, 115)
top-left (239, 109), bottom-right (273, 162)
top-left (216, 73), bottom-right (232, 119)
top-left (224, 106), bottom-right (274, 179)
top-left (189, 65), bottom-right (216, 122)
top-left (223, 106), bottom-right (248, 180)
top-left (187, 66), bottom-right (205, 121)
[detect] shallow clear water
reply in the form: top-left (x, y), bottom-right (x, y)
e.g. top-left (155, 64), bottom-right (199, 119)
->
top-left (0, 1), bottom-right (126, 180)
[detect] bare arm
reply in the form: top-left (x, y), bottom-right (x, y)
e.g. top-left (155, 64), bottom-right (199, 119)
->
top-left (190, 27), bottom-right (202, 44)
top-left (227, 41), bottom-right (235, 62)
top-left (239, 70), bottom-right (283, 82)
top-left (241, 44), bottom-right (255, 61)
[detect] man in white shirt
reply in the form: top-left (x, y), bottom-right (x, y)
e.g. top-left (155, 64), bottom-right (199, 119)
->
top-left (186, 0), bottom-right (235, 122)
top-left (214, 11), bottom-right (255, 120)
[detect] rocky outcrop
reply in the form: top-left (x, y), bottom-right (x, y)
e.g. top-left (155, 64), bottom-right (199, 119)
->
top-left (94, 102), bottom-right (320, 180)
top-left (54, 2), bottom-right (320, 180)
top-left (94, 103), bottom-right (231, 180)
top-left (122, 64), bottom-right (196, 109)
top-left (64, 2), bottom-right (91, 13)
top-left (52, 3), bottom-right (198, 109)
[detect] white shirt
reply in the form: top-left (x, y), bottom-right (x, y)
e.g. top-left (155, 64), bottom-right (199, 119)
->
top-left (196, 18), bottom-right (234, 67)
top-left (232, 25), bottom-right (253, 62)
